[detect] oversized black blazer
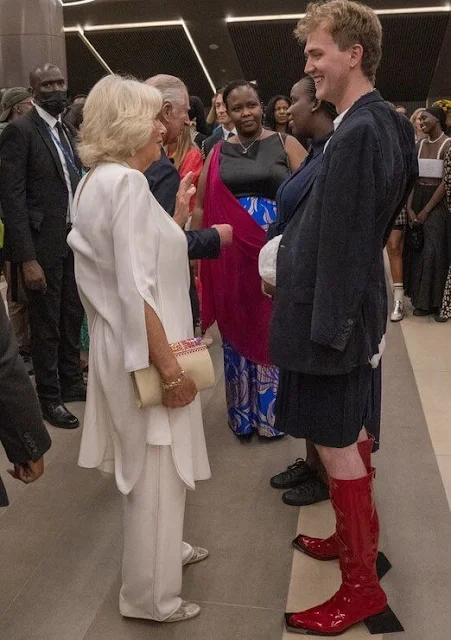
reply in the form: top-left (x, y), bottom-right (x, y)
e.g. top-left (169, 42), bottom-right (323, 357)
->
top-left (0, 301), bottom-right (51, 506)
top-left (0, 108), bottom-right (81, 267)
top-left (270, 91), bottom-right (418, 376)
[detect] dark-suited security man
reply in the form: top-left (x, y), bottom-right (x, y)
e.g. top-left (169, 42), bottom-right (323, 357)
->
top-left (0, 63), bottom-right (85, 429)
top-left (0, 300), bottom-right (51, 506)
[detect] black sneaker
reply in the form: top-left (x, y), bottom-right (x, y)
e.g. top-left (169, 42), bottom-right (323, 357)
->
top-left (270, 458), bottom-right (314, 489)
top-left (282, 476), bottom-right (330, 506)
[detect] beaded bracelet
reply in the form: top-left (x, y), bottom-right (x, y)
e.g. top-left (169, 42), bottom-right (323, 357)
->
top-left (161, 370), bottom-right (186, 392)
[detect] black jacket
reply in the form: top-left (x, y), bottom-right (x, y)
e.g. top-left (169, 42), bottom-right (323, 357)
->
top-left (0, 301), bottom-right (51, 506)
top-left (270, 91), bottom-right (418, 375)
top-left (0, 109), bottom-right (81, 267)
top-left (144, 151), bottom-right (220, 260)
top-left (202, 126), bottom-right (224, 160)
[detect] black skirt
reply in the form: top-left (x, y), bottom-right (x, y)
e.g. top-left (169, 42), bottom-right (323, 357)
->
top-left (275, 364), bottom-right (381, 449)
top-left (404, 184), bottom-right (451, 311)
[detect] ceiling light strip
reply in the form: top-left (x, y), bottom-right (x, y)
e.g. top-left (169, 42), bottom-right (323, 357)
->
top-left (180, 20), bottom-right (216, 93)
top-left (226, 6), bottom-right (451, 22)
top-left (76, 28), bottom-right (114, 74)
top-left (60, 0), bottom-right (96, 6)
top-left (64, 20), bottom-right (217, 94)
top-left (83, 21), bottom-right (182, 32)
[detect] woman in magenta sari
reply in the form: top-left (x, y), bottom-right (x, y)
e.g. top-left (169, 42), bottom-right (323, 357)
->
top-left (192, 81), bottom-right (306, 439)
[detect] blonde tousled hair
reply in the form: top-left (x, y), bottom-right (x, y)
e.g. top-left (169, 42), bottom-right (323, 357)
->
top-left (78, 74), bottom-right (163, 167)
top-left (172, 123), bottom-right (194, 170)
top-left (295, 1), bottom-right (382, 84)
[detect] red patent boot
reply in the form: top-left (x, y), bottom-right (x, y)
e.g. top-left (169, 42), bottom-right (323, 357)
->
top-left (292, 437), bottom-right (374, 560)
top-left (285, 470), bottom-right (388, 636)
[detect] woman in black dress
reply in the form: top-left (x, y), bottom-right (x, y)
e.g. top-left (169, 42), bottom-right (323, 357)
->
top-left (404, 107), bottom-right (451, 319)
top-left (192, 81), bottom-right (306, 441)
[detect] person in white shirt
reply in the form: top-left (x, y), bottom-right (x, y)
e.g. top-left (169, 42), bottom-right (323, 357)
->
top-left (68, 74), bottom-right (211, 624)
top-left (202, 88), bottom-right (237, 158)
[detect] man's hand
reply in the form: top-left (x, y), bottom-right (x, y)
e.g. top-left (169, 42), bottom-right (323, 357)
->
top-left (174, 172), bottom-right (196, 227)
top-left (21, 260), bottom-right (47, 291)
top-left (8, 457), bottom-right (45, 484)
top-left (212, 224), bottom-right (233, 246)
top-left (261, 279), bottom-right (276, 299)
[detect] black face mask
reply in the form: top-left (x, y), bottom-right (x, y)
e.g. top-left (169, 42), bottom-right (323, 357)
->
top-left (36, 90), bottom-right (68, 117)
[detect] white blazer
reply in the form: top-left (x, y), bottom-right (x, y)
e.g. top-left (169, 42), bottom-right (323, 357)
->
top-left (68, 163), bottom-right (210, 494)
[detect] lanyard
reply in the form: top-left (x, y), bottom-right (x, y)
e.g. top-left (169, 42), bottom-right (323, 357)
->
top-left (47, 124), bottom-right (81, 176)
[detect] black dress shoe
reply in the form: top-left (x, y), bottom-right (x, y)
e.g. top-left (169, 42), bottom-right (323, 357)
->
top-left (61, 381), bottom-right (87, 403)
top-left (282, 475), bottom-right (330, 506)
top-left (270, 458), bottom-right (314, 489)
top-left (41, 402), bottom-right (79, 429)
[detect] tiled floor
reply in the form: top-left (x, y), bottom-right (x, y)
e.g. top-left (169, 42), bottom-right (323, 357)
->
top-left (1, 288), bottom-right (451, 638)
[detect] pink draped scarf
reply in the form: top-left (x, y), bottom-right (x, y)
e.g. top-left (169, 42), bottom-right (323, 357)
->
top-left (201, 144), bottom-right (274, 366)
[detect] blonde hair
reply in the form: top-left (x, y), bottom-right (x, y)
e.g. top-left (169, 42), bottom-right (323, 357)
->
top-left (78, 75), bottom-right (163, 167)
top-left (172, 123), bottom-right (194, 170)
top-left (295, 1), bottom-right (382, 84)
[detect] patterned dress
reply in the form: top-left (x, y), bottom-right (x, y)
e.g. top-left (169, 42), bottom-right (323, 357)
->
top-left (216, 135), bottom-right (291, 437)
top-left (223, 197), bottom-right (280, 437)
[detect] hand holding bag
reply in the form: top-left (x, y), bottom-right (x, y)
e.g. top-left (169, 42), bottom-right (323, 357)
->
top-left (131, 337), bottom-right (215, 408)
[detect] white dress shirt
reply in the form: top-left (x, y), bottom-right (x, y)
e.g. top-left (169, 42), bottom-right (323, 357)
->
top-left (222, 125), bottom-right (237, 139)
top-left (34, 103), bottom-right (74, 222)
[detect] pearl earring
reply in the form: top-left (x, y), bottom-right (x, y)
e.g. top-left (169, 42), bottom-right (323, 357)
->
top-left (131, 149), bottom-right (136, 156)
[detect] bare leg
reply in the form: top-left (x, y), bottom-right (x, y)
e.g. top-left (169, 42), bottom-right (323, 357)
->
top-left (316, 431), bottom-right (367, 481)
top-left (386, 229), bottom-right (404, 284)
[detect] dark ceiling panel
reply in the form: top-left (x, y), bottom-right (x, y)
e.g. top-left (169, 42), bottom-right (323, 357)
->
top-left (86, 27), bottom-right (213, 103)
top-left (377, 14), bottom-right (449, 101)
top-left (228, 13), bottom-right (449, 104)
top-left (227, 21), bottom-right (305, 102)
top-left (65, 33), bottom-right (108, 97)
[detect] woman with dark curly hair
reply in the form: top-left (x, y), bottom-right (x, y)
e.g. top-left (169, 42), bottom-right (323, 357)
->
top-left (264, 94), bottom-right (291, 134)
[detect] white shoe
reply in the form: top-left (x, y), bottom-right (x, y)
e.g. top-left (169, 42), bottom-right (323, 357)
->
top-left (164, 601), bottom-right (201, 623)
top-left (390, 300), bottom-right (404, 322)
top-left (183, 546), bottom-right (209, 566)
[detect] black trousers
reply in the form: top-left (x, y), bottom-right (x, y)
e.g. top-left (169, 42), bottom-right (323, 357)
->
top-left (26, 249), bottom-right (84, 402)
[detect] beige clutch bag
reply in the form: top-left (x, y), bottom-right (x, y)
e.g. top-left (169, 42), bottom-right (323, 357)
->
top-left (131, 337), bottom-right (215, 408)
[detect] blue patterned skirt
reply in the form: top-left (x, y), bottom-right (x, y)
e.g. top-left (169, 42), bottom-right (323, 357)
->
top-left (223, 196), bottom-right (283, 438)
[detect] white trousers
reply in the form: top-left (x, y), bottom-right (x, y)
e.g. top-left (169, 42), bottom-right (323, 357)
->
top-left (119, 445), bottom-right (194, 621)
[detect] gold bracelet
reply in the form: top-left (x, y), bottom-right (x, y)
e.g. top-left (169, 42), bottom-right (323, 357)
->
top-left (161, 370), bottom-right (186, 392)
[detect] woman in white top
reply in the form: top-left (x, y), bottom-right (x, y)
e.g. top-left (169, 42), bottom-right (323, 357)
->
top-left (67, 75), bottom-right (211, 624)
top-left (404, 107), bottom-right (451, 319)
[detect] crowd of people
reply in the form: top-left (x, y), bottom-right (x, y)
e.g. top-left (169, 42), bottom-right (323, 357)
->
top-left (0, 0), bottom-right (450, 635)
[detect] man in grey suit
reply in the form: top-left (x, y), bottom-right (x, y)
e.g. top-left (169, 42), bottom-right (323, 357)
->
top-left (0, 300), bottom-right (51, 507)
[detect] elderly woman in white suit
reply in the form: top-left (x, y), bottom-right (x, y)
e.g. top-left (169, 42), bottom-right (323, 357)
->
top-left (67, 75), bottom-right (211, 623)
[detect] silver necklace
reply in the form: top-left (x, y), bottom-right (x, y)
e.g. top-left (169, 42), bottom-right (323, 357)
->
top-left (427, 131), bottom-right (445, 144)
top-left (237, 129), bottom-right (264, 155)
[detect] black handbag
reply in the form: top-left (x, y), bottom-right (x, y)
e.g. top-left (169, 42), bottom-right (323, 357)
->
top-left (408, 222), bottom-right (424, 251)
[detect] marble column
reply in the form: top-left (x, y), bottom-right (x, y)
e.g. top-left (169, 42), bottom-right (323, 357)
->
top-left (0, 0), bottom-right (66, 89)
